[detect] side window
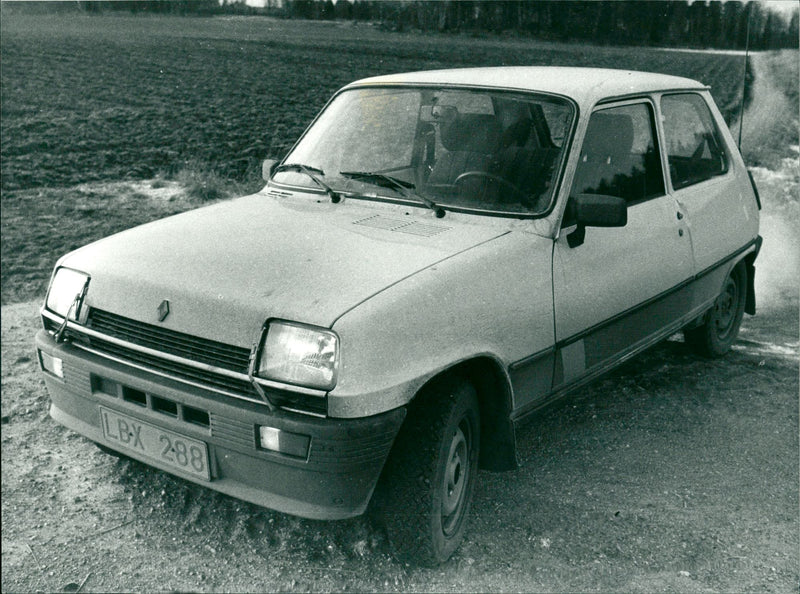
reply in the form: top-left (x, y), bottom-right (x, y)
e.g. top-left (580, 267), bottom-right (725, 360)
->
top-left (661, 93), bottom-right (728, 190)
top-left (570, 102), bottom-right (664, 204)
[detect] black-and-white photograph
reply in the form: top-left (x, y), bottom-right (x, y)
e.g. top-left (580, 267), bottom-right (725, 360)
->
top-left (1, 0), bottom-right (798, 591)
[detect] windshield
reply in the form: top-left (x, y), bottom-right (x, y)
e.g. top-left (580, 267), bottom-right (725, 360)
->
top-left (271, 87), bottom-right (575, 216)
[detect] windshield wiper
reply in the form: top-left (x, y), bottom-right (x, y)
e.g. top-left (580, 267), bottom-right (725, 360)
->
top-left (339, 171), bottom-right (445, 218)
top-left (273, 163), bottom-right (341, 203)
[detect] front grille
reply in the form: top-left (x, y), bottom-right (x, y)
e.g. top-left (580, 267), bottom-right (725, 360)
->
top-left (43, 313), bottom-right (257, 398)
top-left (87, 309), bottom-right (251, 374)
top-left (85, 333), bottom-right (259, 397)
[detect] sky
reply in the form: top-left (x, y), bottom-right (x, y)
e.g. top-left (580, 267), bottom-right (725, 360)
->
top-left (764, 0), bottom-right (800, 19)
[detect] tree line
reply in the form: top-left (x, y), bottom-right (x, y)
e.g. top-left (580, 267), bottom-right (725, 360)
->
top-left (7, 0), bottom-right (797, 50)
top-left (285, 1), bottom-right (798, 50)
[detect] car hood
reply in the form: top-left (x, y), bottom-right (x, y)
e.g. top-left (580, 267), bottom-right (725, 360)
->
top-left (62, 192), bottom-right (508, 348)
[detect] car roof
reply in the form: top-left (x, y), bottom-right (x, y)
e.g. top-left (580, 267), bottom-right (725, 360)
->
top-left (345, 66), bottom-right (707, 106)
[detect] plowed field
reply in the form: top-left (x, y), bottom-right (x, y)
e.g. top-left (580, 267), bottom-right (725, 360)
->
top-left (1, 14), bottom-right (751, 191)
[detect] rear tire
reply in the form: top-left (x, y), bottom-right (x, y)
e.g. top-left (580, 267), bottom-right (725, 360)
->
top-left (378, 377), bottom-right (480, 566)
top-left (685, 262), bottom-right (747, 358)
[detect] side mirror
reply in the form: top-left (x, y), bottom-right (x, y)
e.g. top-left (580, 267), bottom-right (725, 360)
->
top-left (262, 159), bottom-right (279, 182)
top-left (566, 193), bottom-right (627, 248)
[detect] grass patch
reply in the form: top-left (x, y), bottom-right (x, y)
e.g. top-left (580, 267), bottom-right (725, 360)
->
top-left (174, 162), bottom-right (239, 202)
top-left (740, 50), bottom-right (799, 168)
top-left (175, 159), bottom-right (264, 201)
top-left (763, 50), bottom-right (799, 113)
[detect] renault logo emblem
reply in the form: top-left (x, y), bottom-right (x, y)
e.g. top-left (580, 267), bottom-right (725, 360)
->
top-left (157, 299), bottom-right (170, 322)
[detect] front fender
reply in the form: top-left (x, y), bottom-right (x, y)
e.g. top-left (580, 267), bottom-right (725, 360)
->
top-left (327, 232), bottom-right (555, 418)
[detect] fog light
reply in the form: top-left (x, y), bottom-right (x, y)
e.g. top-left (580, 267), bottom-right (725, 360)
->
top-left (39, 350), bottom-right (63, 378)
top-left (258, 426), bottom-right (310, 459)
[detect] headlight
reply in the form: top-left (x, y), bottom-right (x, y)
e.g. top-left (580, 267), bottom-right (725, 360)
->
top-left (257, 321), bottom-right (338, 391)
top-left (45, 267), bottom-right (90, 320)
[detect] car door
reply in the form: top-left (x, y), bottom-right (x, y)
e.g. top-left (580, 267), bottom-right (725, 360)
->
top-left (551, 99), bottom-right (695, 390)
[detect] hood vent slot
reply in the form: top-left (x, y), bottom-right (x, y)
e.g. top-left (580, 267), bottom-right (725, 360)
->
top-left (353, 215), bottom-right (450, 237)
top-left (266, 188), bottom-right (293, 199)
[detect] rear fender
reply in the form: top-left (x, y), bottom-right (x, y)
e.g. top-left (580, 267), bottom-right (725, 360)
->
top-left (744, 235), bottom-right (763, 315)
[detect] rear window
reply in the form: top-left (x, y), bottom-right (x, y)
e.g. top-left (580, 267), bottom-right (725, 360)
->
top-left (661, 93), bottom-right (729, 190)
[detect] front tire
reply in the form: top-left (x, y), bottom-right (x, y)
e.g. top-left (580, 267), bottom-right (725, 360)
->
top-left (685, 262), bottom-right (747, 357)
top-left (378, 377), bottom-right (480, 566)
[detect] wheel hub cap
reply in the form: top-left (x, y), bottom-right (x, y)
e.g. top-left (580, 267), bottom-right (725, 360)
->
top-left (441, 425), bottom-right (469, 531)
top-left (713, 277), bottom-right (738, 338)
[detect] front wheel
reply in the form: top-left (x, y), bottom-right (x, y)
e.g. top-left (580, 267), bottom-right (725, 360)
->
top-left (685, 262), bottom-right (747, 357)
top-left (377, 377), bottom-right (480, 566)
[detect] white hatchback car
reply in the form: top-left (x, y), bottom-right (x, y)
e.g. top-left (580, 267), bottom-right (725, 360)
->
top-left (37, 67), bottom-right (761, 565)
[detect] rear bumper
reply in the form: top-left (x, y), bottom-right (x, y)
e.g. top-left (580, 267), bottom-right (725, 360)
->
top-left (36, 329), bottom-right (405, 520)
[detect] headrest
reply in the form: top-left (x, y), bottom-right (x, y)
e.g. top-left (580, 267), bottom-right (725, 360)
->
top-left (582, 112), bottom-right (634, 159)
top-left (440, 114), bottom-right (500, 154)
top-left (501, 118), bottom-right (532, 148)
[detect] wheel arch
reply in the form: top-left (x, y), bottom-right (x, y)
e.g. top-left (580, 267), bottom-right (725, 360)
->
top-left (743, 236), bottom-right (762, 315)
top-left (698, 242), bottom-right (759, 324)
top-left (414, 356), bottom-right (518, 472)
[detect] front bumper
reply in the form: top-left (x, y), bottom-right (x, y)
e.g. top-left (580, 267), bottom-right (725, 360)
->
top-left (36, 329), bottom-right (405, 520)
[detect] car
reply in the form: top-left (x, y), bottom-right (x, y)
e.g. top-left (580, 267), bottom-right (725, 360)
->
top-left (36, 66), bottom-right (761, 566)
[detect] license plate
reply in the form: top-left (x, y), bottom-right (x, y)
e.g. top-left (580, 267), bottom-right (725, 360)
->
top-left (100, 407), bottom-right (210, 480)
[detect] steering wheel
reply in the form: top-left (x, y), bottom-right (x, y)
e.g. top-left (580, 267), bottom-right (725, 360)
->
top-left (453, 171), bottom-right (526, 203)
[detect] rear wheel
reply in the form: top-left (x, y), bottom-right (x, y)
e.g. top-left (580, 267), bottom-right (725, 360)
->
top-left (378, 377), bottom-right (479, 566)
top-left (685, 262), bottom-right (747, 357)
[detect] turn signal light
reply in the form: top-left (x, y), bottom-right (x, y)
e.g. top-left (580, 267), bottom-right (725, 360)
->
top-left (257, 426), bottom-right (310, 459)
top-left (39, 350), bottom-right (64, 379)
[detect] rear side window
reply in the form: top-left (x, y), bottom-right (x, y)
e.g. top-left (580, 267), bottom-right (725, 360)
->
top-left (570, 102), bottom-right (664, 205)
top-left (661, 93), bottom-right (728, 190)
